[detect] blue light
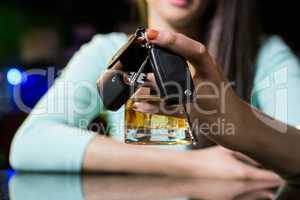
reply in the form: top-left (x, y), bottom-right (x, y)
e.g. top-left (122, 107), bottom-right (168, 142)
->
top-left (6, 169), bottom-right (16, 182)
top-left (7, 68), bottom-right (23, 85)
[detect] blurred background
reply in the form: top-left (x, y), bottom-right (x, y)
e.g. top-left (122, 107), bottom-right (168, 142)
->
top-left (0, 0), bottom-right (300, 169)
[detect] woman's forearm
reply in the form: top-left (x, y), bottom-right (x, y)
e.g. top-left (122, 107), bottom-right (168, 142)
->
top-left (236, 100), bottom-right (300, 178)
top-left (190, 94), bottom-right (300, 178)
top-left (83, 135), bottom-right (191, 176)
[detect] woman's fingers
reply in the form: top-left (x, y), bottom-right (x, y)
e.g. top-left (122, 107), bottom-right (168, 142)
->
top-left (132, 102), bottom-right (159, 114)
top-left (220, 147), bottom-right (281, 181)
top-left (146, 29), bottom-right (225, 85)
top-left (146, 73), bottom-right (156, 85)
top-left (236, 161), bottom-right (281, 181)
top-left (146, 29), bottom-right (212, 67)
top-left (140, 73), bottom-right (157, 89)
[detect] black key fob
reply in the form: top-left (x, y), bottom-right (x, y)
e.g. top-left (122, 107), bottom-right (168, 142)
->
top-left (149, 45), bottom-right (194, 105)
top-left (97, 70), bottom-right (131, 111)
top-left (97, 27), bottom-right (194, 111)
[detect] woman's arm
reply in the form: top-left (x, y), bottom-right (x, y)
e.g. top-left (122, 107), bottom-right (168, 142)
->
top-left (83, 135), bottom-right (279, 180)
top-left (9, 33), bottom-right (128, 171)
top-left (145, 29), bottom-right (300, 179)
top-left (83, 135), bottom-right (189, 176)
top-left (224, 98), bottom-right (300, 178)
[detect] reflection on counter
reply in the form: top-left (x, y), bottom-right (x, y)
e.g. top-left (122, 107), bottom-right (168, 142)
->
top-left (8, 173), bottom-right (292, 200)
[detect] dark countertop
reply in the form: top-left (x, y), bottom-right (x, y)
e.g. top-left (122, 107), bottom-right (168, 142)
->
top-left (1, 170), bottom-right (300, 200)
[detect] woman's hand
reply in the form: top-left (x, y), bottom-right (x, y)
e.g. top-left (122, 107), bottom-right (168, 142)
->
top-left (146, 29), bottom-right (240, 124)
top-left (184, 146), bottom-right (280, 180)
top-left (145, 29), bottom-right (248, 141)
top-left (146, 29), bottom-right (231, 90)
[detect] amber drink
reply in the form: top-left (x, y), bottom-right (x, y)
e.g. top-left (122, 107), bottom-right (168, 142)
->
top-left (125, 95), bottom-right (192, 145)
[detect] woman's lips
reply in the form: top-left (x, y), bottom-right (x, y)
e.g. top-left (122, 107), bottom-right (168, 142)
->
top-left (168, 0), bottom-right (190, 8)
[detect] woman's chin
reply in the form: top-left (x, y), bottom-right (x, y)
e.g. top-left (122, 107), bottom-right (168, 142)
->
top-left (163, 15), bottom-right (196, 27)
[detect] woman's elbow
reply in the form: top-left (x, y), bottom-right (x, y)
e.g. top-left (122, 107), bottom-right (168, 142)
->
top-left (9, 124), bottom-right (46, 171)
top-left (9, 131), bottom-right (28, 171)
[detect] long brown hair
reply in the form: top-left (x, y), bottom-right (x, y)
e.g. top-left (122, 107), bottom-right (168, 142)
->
top-left (137, 0), bottom-right (261, 101)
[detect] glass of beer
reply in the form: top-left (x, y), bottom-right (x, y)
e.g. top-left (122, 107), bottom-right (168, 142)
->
top-left (124, 90), bottom-right (192, 145)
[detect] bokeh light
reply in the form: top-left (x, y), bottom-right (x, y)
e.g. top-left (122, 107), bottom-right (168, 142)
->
top-left (7, 68), bottom-right (23, 85)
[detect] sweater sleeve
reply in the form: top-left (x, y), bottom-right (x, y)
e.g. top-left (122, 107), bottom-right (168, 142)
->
top-left (252, 36), bottom-right (300, 127)
top-left (9, 33), bottom-right (128, 171)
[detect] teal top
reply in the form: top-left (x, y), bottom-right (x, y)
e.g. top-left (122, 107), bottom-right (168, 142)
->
top-left (9, 33), bottom-right (300, 172)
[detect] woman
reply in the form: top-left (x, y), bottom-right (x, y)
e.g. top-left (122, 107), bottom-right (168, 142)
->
top-left (9, 0), bottom-right (300, 179)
